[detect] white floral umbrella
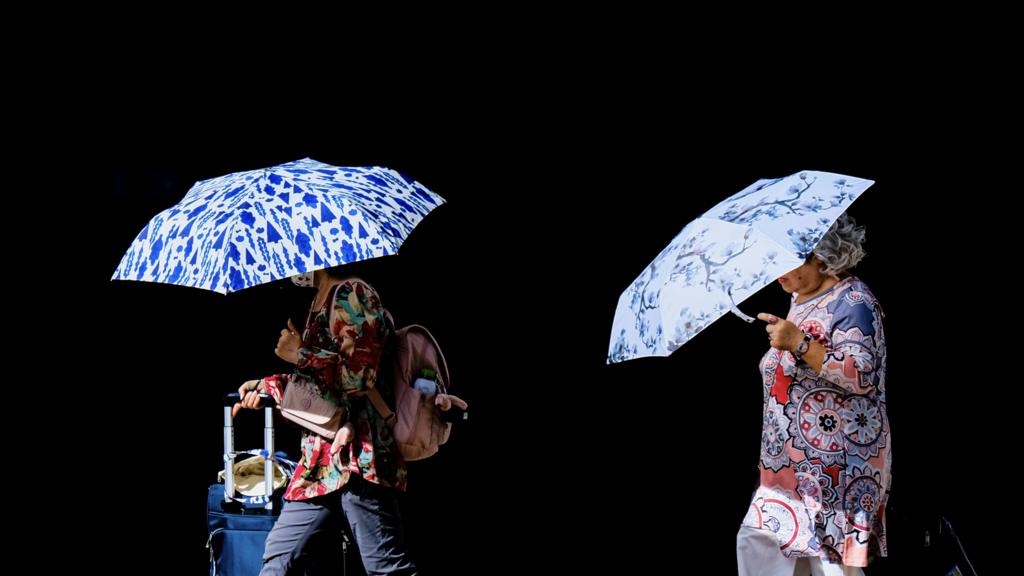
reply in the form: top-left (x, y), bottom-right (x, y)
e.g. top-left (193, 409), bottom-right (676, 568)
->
top-left (608, 170), bottom-right (874, 363)
top-left (113, 158), bottom-right (444, 294)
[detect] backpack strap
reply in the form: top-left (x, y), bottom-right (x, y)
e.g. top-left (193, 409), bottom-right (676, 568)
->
top-left (367, 387), bottom-right (395, 424)
top-left (366, 322), bottom-right (399, 425)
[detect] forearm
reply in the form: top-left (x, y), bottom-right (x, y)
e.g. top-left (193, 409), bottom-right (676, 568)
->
top-left (261, 374), bottom-right (290, 404)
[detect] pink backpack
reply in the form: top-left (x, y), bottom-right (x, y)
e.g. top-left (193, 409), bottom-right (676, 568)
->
top-left (367, 324), bottom-right (454, 461)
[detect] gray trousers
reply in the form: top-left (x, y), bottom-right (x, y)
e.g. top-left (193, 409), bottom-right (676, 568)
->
top-left (260, 475), bottom-right (417, 575)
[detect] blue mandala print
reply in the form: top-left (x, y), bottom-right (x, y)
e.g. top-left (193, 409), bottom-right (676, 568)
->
top-left (794, 460), bottom-right (837, 520)
top-left (842, 464), bottom-right (884, 544)
top-left (748, 277), bottom-right (890, 565)
top-left (760, 348), bottom-right (782, 398)
top-left (786, 385), bottom-right (845, 467)
top-left (841, 395), bottom-right (886, 459)
top-left (761, 398), bottom-right (791, 472)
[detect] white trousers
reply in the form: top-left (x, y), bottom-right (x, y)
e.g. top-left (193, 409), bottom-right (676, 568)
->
top-left (737, 526), bottom-right (864, 576)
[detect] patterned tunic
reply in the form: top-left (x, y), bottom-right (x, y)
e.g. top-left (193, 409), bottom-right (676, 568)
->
top-left (742, 276), bottom-right (890, 568)
top-left (263, 279), bottom-right (407, 501)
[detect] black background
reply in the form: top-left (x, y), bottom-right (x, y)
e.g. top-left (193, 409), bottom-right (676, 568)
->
top-left (98, 97), bottom-right (1007, 575)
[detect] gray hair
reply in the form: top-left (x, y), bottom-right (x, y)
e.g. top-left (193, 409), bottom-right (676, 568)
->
top-left (812, 213), bottom-right (866, 277)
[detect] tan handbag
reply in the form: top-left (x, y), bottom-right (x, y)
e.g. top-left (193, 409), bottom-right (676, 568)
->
top-left (280, 375), bottom-right (345, 439)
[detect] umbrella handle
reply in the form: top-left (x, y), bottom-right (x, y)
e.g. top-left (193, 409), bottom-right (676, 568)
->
top-left (729, 305), bottom-right (756, 323)
top-left (726, 287), bottom-right (756, 323)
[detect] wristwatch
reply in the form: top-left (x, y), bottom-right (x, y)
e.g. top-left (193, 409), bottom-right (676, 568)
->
top-left (792, 332), bottom-right (812, 362)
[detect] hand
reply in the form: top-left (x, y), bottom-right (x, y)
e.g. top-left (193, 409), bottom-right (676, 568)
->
top-left (232, 379), bottom-right (265, 418)
top-left (435, 393), bottom-right (468, 411)
top-left (435, 393), bottom-right (451, 411)
top-left (275, 319), bottom-right (302, 364)
top-left (330, 422), bottom-right (355, 455)
top-left (757, 313), bottom-right (802, 352)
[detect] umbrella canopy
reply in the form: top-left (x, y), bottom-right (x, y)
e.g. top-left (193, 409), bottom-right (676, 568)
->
top-left (608, 170), bottom-right (874, 363)
top-left (113, 158), bottom-right (444, 294)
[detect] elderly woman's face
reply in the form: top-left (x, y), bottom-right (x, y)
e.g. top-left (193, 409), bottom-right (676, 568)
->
top-left (777, 257), bottom-right (828, 296)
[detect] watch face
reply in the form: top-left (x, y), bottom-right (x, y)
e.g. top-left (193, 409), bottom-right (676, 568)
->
top-left (796, 338), bottom-right (810, 355)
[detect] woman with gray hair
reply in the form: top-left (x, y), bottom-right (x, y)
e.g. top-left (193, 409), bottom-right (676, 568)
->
top-left (737, 214), bottom-right (890, 576)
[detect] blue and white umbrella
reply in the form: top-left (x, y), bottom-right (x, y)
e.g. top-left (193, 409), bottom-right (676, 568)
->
top-left (113, 158), bottom-right (444, 294)
top-left (608, 170), bottom-right (874, 363)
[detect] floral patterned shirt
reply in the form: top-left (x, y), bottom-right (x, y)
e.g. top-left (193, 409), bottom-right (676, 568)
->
top-left (742, 276), bottom-right (890, 568)
top-left (262, 279), bottom-right (407, 501)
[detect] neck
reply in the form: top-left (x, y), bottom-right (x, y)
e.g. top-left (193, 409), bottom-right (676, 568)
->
top-left (795, 275), bottom-right (840, 304)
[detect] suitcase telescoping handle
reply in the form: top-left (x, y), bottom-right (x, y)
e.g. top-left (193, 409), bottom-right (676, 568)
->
top-left (223, 393), bottom-right (277, 509)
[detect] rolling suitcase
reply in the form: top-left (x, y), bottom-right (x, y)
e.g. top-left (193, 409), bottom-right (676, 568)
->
top-left (206, 393), bottom-right (355, 576)
top-left (206, 392), bottom-right (283, 576)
